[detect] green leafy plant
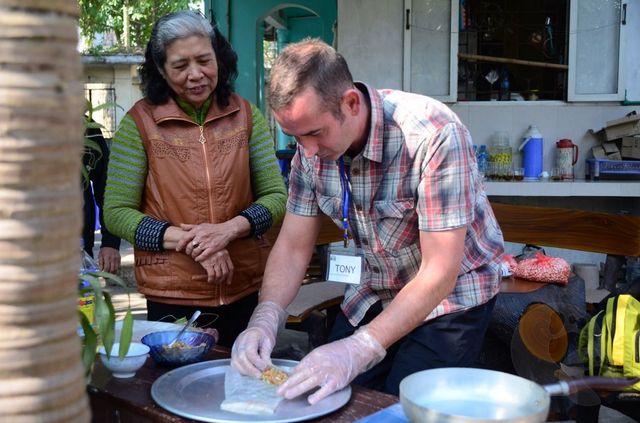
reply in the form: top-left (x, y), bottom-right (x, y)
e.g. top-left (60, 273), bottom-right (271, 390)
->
top-left (78, 0), bottom-right (193, 53)
top-left (79, 99), bottom-right (133, 382)
top-left (78, 271), bottom-right (133, 381)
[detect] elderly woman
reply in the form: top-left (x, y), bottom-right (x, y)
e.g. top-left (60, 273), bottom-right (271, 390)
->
top-left (104, 10), bottom-right (287, 347)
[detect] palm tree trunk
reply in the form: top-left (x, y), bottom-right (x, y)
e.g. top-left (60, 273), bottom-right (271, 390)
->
top-left (0, 1), bottom-right (90, 421)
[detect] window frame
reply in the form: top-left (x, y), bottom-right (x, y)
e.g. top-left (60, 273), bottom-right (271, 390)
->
top-left (402, 0), bottom-right (627, 103)
top-left (567, 0), bottom-right (626, 101)
top-left (402, 0), bottom-right (458, 102)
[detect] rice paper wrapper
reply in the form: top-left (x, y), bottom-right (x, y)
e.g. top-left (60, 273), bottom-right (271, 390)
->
top-left (220, 366), bottom-right (286, 415)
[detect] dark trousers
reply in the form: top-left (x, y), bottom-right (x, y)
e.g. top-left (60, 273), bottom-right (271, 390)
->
top-left (329, 296), bottom-right (497, 395)
top-left (146, 292), bottom-right (258, 348)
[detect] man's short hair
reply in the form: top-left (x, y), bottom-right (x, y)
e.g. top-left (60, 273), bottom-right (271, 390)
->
top-left (268, 38), bottom-right (354, 120)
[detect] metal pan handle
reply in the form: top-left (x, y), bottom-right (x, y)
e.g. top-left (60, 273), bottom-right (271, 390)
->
top-left (544, 376), bottom-right (640, 396)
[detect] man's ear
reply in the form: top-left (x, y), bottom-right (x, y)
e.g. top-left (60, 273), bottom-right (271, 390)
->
top-left (342, 88), bottom-right (360, 116)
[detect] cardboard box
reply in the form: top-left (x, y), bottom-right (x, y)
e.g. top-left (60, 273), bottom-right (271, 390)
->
top-left (592, 142), bottom-right (622, 160)
top-left (592, 146), bottom-right (607, 159)
top-left (591, 148), bottom-right (621, 160)
top-left (602, 142), bottom-right (620, 155)
top-left (621, 136), bottom-right (640, 160)
top-left (607, 151), bottom-right (622, 160)
top-left (604, 113), bottom-right (640, 141)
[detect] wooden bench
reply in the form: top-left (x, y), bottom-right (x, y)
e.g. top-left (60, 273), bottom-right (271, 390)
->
top-left (267, 203), bottom-right (640, 357)
top-left (491, 201), bottom-right (640, 295)
top-left (487, 201), bottom-right (640, 420)
top-left (488, 201), bottom-right (640, 337)
top-left (490, 202), bottom-right (640, 257)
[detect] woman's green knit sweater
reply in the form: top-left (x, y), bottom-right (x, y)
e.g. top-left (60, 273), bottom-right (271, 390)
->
top-left (104, 99), bottom-right (287, 246)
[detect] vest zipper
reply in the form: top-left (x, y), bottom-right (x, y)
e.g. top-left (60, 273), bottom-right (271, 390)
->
top-left (198, 123), bottom-right (224, 303)
top-left (198, 125), bottom-right (216, 220)
top-left (198, 125), bottom-right (206, 144)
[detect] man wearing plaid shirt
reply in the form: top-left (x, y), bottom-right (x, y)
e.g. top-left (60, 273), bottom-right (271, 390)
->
top-left (232, 39), bottom-right (504, 402)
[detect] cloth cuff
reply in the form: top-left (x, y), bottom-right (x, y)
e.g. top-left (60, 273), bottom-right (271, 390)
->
top-left (135, 216), bottom-right (170, 252)
top-left (238, 204), bottom-right (273, 236)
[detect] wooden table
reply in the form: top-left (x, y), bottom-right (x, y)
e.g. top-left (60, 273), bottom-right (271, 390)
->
top-left (88, 347), bottom-right (399, 422)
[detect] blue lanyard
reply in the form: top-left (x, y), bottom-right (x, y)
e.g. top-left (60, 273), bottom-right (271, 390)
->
top-left (338, 157), bottom-right (350, 248)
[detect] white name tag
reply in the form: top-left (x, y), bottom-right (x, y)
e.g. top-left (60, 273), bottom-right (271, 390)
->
top-left (326, 253), bottom-right (363, 285)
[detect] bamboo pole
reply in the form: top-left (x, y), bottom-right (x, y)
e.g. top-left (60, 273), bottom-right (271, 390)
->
top-left (458, 52), bottom-right (568, 70)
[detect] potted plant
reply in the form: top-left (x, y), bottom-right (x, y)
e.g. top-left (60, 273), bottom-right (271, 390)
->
top-left (78, 269), bottom-right (133, 381)
top-left (80, 102), bottom-right (133, 381)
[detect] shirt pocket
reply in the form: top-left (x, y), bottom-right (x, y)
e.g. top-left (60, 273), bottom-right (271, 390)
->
top-left (373, 198), bottom-right (418, 252)
top-left (316, 193), bottom-right (342, 226)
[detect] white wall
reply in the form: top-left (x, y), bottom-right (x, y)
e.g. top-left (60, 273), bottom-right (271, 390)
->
top-left (336, 0), bottom-right (639, 269)
top-left (337, 0), bottom-right (639, 180)
top-left (113, 66), bottom-right (142, 126)
top-left (83, 64), bottom-right (143, 136)
top-left (624, 0), bottom-right (640, 102)
top-left (337, 0), bottom-right (404, 89)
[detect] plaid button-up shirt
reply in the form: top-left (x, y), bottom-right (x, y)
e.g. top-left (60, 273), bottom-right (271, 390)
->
top-left (287, 83), bottom-right (504, 325)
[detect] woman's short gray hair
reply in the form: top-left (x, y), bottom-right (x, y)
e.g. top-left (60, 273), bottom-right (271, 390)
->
top-left (141, 10), bottom-right (238, 106)
top-left (149, 10), bottom-right (214, 69)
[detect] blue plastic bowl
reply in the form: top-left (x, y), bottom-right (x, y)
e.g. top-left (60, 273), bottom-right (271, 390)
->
top-left (140, 330), bottom-right (216, 367)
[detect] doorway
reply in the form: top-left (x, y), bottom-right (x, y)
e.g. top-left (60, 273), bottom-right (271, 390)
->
top-left (256, 5), bottom-right (334, 151)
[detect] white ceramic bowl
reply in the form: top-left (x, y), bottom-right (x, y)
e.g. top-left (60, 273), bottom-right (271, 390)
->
top-left (98, 342), bottom-right (150, 378)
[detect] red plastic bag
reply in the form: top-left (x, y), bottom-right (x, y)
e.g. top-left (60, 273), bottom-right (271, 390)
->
top-left (502, 254), bottom-right (518, 274)
top-left (513, 252), bottom-right (570, 284)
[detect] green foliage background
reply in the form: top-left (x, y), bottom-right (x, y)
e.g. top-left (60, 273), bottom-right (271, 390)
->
top-left (78, 0), bottom-right (195, 53)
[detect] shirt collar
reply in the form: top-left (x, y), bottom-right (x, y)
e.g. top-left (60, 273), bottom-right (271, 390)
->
top-left (354, 82), bottom-right (385, 163)
top-left (175, 96), bottom-right (213, 126)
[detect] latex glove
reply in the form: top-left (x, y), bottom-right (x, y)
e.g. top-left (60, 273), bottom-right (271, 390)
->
top-left (98, 247), bottom-right (121, 274)
top-left (231, 301), bottom-right (288, 378)
top-left (278, 326), bottom-right (386, 405)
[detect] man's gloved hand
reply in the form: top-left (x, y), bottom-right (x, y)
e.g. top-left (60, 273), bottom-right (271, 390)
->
top-left (231, 301), bottom-right (288, 378)
top-left (277, 326), bottom-right (386, 405)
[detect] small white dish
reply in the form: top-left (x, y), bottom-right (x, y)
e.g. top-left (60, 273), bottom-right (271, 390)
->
top-left (98, 342), bottom-right (149, 378)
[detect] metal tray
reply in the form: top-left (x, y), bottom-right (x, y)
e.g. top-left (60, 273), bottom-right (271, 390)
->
top-left (151, 358), bottom-right (351, 422)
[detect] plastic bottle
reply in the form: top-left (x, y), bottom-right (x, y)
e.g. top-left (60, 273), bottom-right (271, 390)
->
top-left (519, 125), bottom-right (544, 180)
top-left (79, 248), bottom-right (98, 326)
top-left (476, 144), bottom-right (489, 179)
top-left (500, 69), bottom-right (510, 100)
top-left (489, 131), bottom-right (513, 179)
top-left (81, 248), bottom-right (99, 274)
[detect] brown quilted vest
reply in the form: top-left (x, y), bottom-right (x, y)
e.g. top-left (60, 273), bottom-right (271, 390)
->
top-left (129, 94), bottom-right (271, 306)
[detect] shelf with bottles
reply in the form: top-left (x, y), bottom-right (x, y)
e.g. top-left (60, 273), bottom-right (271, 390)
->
top-left (458, 0), bottom-right (568, 102)
top-left (457, 59), bottom-right (566, 101)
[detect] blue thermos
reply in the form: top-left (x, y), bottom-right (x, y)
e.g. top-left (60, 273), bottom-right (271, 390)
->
top-left (519, 125), bottom-right (543, 180)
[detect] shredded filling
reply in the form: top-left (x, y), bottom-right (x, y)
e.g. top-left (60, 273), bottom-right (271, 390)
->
top-left (261, 366), bottom-right (288, 385)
